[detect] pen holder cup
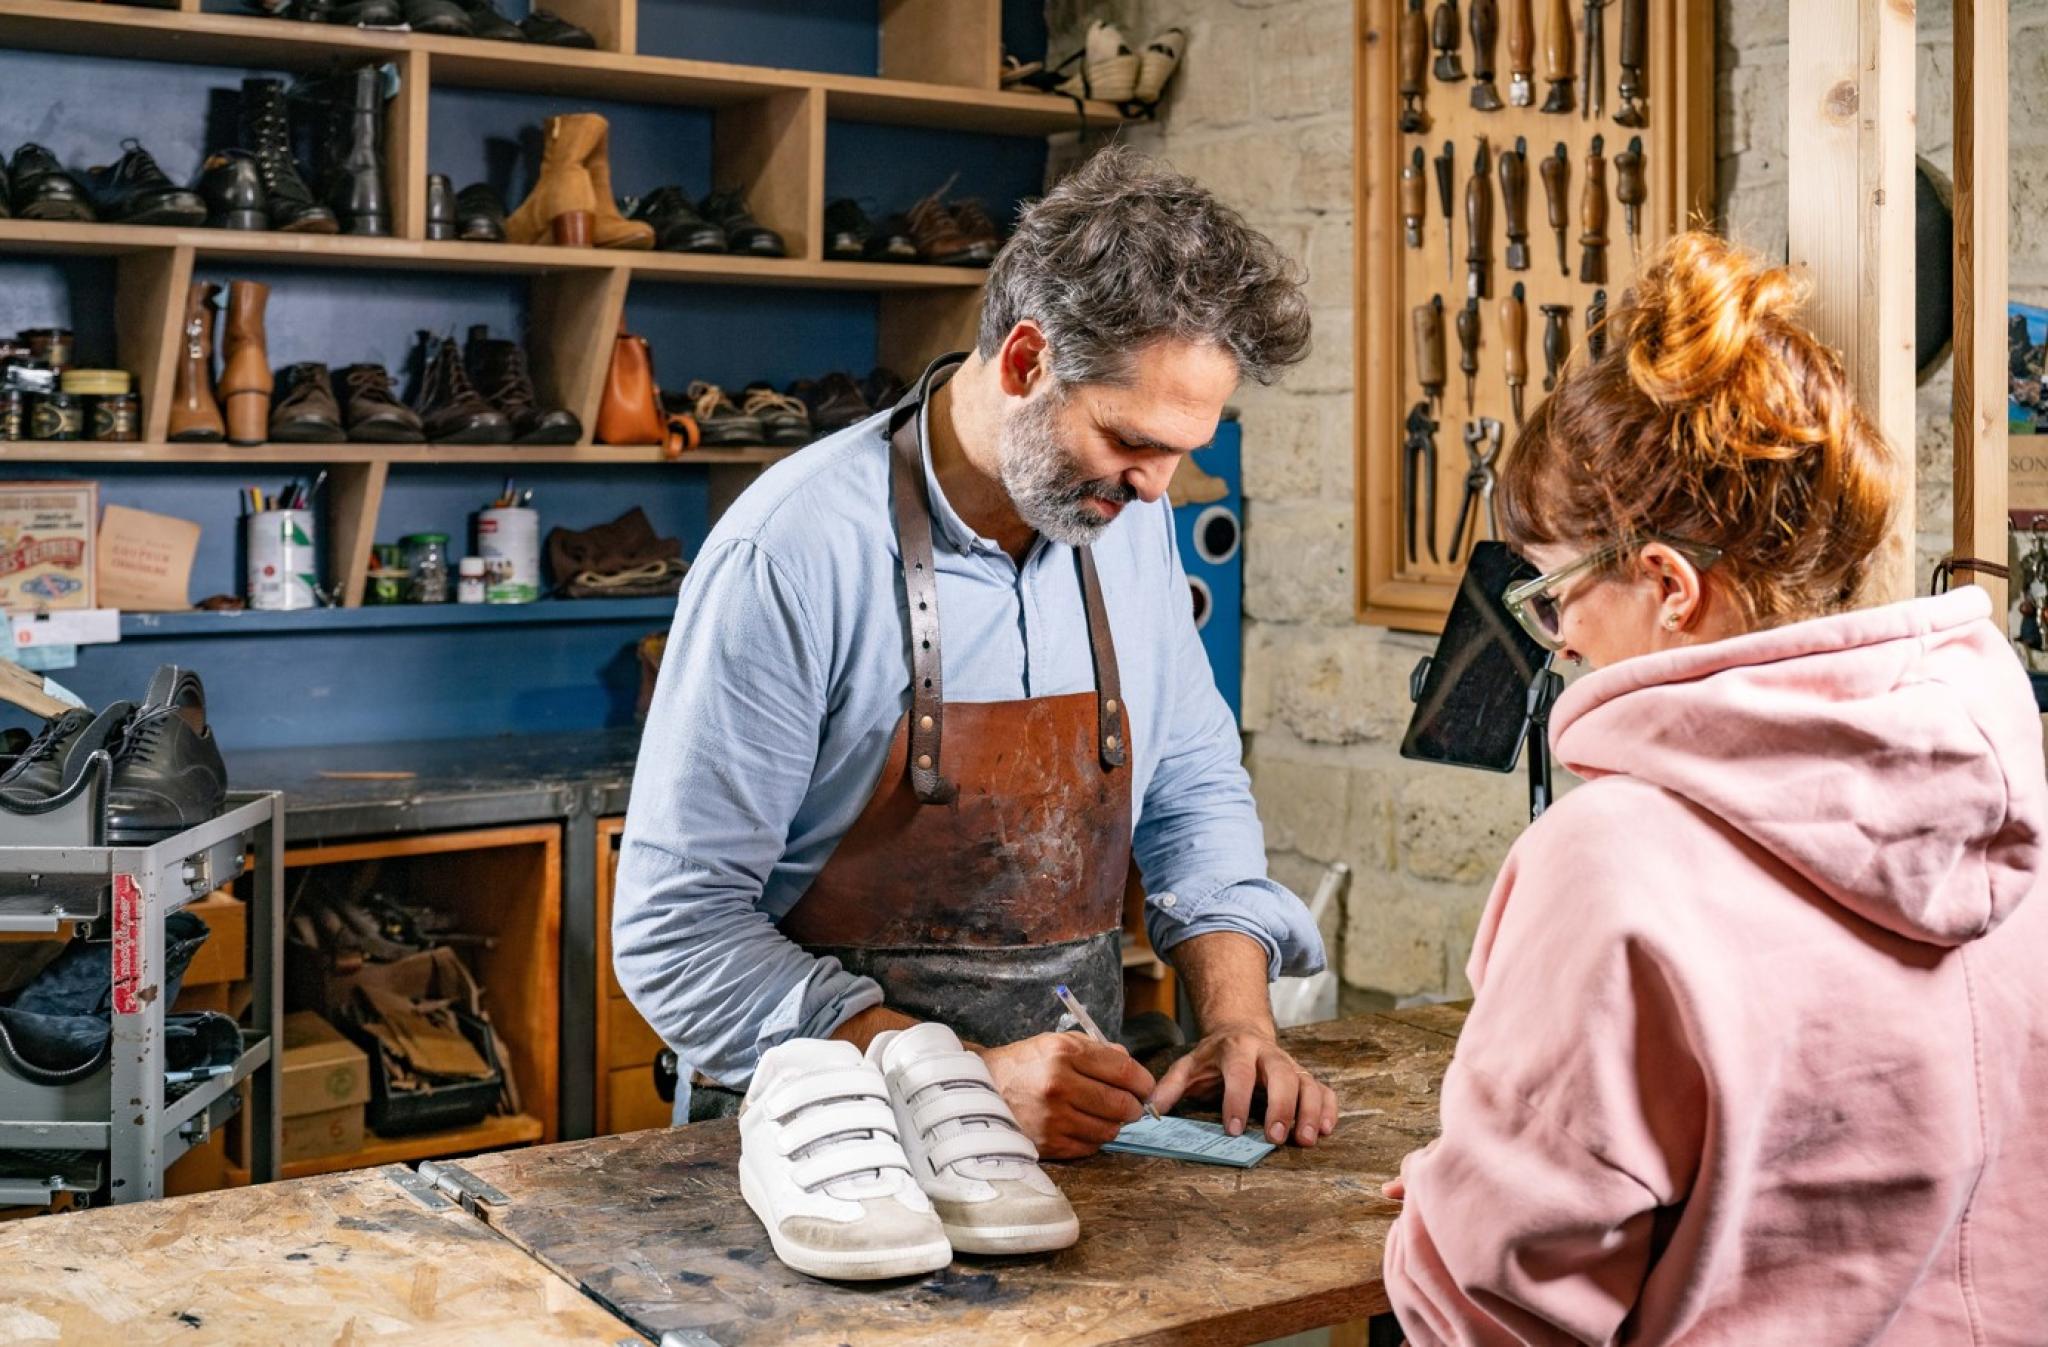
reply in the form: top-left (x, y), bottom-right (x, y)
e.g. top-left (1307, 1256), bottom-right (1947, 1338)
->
top-left (246, 508), bottom-right (318, 611)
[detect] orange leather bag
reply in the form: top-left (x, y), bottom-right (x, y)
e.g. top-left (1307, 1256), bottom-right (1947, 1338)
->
top-left (597, 323), bottom-right (699, 458)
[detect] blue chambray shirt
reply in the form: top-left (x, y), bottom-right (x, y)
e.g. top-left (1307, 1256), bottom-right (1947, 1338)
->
top-left (614, 397), bottom-right (1325, 1105)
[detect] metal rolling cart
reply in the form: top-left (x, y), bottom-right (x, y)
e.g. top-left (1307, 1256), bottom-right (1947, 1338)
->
top-left (0, 771), bottom-right (281, 1206)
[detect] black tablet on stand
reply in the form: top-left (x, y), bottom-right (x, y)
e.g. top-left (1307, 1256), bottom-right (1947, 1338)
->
top-left (1400, 541), bottom-right (1564, 821)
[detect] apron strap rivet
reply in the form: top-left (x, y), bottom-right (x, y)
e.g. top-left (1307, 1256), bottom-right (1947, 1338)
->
top-left (917, 754), bottom-right (933, 770)
top-left (919, 715), bottom-right (934, 731)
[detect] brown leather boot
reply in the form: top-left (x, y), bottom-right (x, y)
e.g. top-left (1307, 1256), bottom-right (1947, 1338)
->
top-left (576, 115), bottom-right (654, 250)
top-left (216, 280), bottom-right (272, 447)
top-left (167, 281), bottom-right (225, 443)
top-left (504, 114), bottom-right (601, 247)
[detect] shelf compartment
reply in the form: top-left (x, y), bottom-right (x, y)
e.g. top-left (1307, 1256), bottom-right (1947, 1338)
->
top-left (0, 0), bottom-right (1121, 132)
top-left (120, 595), bottom-right (678, 637)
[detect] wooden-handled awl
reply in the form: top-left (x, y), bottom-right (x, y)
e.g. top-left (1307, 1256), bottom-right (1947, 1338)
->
top-left (1413, 294), bottom-right (1448, 419)
top-left (1456, 294), bottom-right (1482, 413)
top-left (1539, 141), bottom-right (1570, 277)
top-left (1434, 140), bottom-right (1457, 290)
top-left (1432, 0), bottom-right (1467, 81)
top-left (1469, 0), bottom-right (1503, 110)
top-left (1400, 0), bottom-right (1431, 131)
top-left (1540, 0), bottom-right (1574, 113)
top-left (1502, 282), bottom-right (1528, 428)
top-left (1506, 0), bottom-right (1535, 106)
top-left (1499, 135), bottom-right (1530, 272)
top-left (1465, 137), bottom-right (1493, 299)
top-left (1579, 133), bottom-right (1608, 285)
top-left (1615, 0), bottom-right (1647, 126)
top-left (1540, 303), bottom-right (1571, 390)
top-left (1614, 134), bottom-right (1646, 265)
top-left (1402, 146), bottom-right (1428, 249)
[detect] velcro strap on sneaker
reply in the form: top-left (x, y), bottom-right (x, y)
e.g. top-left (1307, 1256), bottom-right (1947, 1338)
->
top-left (910, 1087), bottom-right (1020, 1134)
top-left (926, 1127), bottom-right (1040, 1173)
top-left (790, 1139), bottom-right (914, 1193)
top-left (764, 1066), bottom-right (890, 1120)
top-left (895, 1051), bottom-right (998, 1099)
top-left (776, 1098), bottom-right (899, 1156)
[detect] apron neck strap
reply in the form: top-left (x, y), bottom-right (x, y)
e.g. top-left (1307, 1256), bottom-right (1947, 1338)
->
top-left (887, 354), bottom-right (1129, 803)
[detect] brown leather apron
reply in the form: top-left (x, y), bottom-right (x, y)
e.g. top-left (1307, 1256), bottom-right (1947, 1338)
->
top-left (777, 353), bottom-right (1133, 1050)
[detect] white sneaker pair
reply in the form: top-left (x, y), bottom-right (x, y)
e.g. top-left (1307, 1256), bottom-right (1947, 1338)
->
top-left (738, 1022), bottom-right (1078, 1281)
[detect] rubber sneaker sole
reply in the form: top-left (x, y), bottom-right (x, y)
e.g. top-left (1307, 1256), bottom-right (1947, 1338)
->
top-left (739, 1162), bottom-right (953, 1281)
top-left (942, 1213), bottom-right (1081, 1256)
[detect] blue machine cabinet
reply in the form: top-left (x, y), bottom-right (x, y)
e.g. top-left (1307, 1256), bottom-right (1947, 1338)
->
top-left (1172, 420), bottom-right (1243, 723)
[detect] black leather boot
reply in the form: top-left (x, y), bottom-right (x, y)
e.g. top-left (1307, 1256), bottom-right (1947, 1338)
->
top-left (88, 141), bottom-right (207, 226)
top-left (425, 173), bottom-right (455, 239)
top-left (323, 66), bottom-right (389, 237)
top-left (198, 150), bottom-right (268, 230)
top-left (0, 702), bottom-right (131, 808)
top-left (240, 78), bottom-right (339, 234)
top-left (466, 325), bottom-right (580, 444)
top-left (107, 667), bottom-right (228, 845)
top-left (411, 332), bottom-right (512, 444)
top-left (454, 182), bottom-right (506, 241)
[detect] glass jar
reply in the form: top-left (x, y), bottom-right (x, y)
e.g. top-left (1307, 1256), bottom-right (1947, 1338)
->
top-left (29, 390), bottom-right (81, 441)
top-left (366, 543), bottom-right (408, 605)
top-left (24, 328), bottom-right (73, 373)
top-left (402, 533), bottom-right (450, 604)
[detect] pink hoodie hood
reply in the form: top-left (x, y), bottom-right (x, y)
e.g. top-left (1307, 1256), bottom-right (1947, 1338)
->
top-left (1548, 587), bottom-right (2046, 947)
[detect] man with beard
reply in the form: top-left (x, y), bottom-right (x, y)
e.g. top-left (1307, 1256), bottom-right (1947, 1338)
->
top-left (616, 146), bottom-right (1335, 1156)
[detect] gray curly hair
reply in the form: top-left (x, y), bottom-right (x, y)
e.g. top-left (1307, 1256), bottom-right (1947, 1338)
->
top-left (976, 144), bottom-right (1313, 388)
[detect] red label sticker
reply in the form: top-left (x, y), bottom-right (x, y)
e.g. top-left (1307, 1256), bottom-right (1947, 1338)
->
top-left (112, 873), bottom-right (142, 1015)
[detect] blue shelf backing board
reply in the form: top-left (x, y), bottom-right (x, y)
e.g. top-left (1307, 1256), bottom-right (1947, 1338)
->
top-left (1173, 421), bottom-right (1243, 723)
top-left (625, 285), bottom-right (880, 394)
top-left (638, 0), bottom-right (881, 72)
top-left (0, 254), bottom-right (118, 371)
top-left (35, 601), bottom-right (676, 749)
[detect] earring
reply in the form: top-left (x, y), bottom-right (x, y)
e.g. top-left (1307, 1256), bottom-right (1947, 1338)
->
top-left (1663, 612), bottom-right (1682, 631)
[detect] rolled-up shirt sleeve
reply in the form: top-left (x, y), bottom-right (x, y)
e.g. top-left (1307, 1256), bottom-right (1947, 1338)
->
top-left (613, 538), bottom-right (882, 1088)
top-left (1132, 510), bottom-right (1325, 980)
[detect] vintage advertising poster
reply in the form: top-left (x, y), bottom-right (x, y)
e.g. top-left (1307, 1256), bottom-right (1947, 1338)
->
top-left (0, 481), bottom-right (95, 613)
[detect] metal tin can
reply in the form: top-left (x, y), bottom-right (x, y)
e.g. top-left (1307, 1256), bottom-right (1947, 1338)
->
top-left (477, 506), bottom-right (539, 603)
top-left (90, 391), bottom-right (140, 442)
top-left (248, 508), bottom-right (318, 610)
top-left (0, 388), bottom-right (24, 441)
top-left (29, 391), bottom-right (82, 441)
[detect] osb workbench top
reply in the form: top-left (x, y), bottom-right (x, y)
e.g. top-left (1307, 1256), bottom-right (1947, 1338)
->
top-left (0, 1008), bottom-right (1461, 1346)
top-left (456, 1007), bottom-right (1463, 1347)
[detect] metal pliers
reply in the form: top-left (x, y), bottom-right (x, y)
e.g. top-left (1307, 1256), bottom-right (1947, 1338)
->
top-left (1403, 401), bottom-right (1440, 565)
top-left (1448, 417), bottom-right (1503, 563)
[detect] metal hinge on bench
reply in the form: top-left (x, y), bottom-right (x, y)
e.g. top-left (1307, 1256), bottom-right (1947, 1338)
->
top-left (415, 1160), bottom-right (510, 1215)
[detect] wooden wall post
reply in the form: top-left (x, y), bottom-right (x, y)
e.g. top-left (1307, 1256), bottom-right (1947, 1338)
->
top-left (1954, 0), bottom-right (2010, 614)
top-left (1786, 0), bottom-right (1916, 603)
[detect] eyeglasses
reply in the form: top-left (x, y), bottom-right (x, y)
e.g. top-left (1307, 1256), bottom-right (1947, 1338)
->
top-left (1503, 537), bottom-right (1723, 651)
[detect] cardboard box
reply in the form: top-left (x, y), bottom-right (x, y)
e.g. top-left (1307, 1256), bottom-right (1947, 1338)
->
top-left (281, 1011), bottom-right (370, 1119)
top-left (179, 890), bottom-right (246, 988)
top-left (281, 1103), bottom-right (365, 1165)
top-left (0, 481), bottom-right (95, 613)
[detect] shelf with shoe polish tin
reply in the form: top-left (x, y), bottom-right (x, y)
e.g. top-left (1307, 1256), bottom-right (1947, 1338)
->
top-left (0, 0), bottom-right (1056, 612)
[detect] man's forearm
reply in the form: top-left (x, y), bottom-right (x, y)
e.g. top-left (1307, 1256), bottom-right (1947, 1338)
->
top-left (828, 1004), bottom-right (922, 1052)
top-left (1171, 931), bottom-right (1278, 1039)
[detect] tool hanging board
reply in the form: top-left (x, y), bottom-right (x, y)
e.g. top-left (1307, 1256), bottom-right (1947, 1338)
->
top-left (1355, 0), bottom-right (1714, 632)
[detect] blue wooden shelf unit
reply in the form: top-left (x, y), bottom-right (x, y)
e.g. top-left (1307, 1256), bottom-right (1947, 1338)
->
top-left (0, 0), bottom-right (1107, 749)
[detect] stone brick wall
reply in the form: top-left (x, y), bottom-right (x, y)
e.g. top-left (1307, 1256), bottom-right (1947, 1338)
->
top-left (1039, 1), bottom-right (2021, 997)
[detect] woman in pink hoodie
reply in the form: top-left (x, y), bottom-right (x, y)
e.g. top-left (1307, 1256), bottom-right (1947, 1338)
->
top-left (1381, 232), bottom-right (2048, 1345)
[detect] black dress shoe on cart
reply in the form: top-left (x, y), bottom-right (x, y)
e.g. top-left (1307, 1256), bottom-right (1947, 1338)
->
top-left (520, 7), bottom-right (596, 46)
top-left (629, 187), bottom-right (726, 253)
top-left (823, 198), bottom-right (873, 261)
top-left (411, 332), bottom-right (512, 443)
top-left (8, 144), bottom-right (95, 223)
top-left (198, 150), bottom-right (268, 230)
top-left (269, 362), bottom-right (346, 441)
top-left (454, 182), bottom-right (506, 241)
top-left (698, 187), bottom-right (784, 257)
top-left (425, 173), bottom-right (455, 239)
top-left (457, 0), bottom-right (524, 39)
top-left (89, 141), bottom-right (209, 227)
top-left (106, 667), bottom-right (228, 845)
top-left (465, 326), bottom-right (581, 444)
top-left (338, 363), bottom-right (425, 441)
top-left (401, 0), bottom-right (470, 34)
top-left (0, 702), bottom-right (131, 809)
top-left (241, 78), bottom-right (340, 233)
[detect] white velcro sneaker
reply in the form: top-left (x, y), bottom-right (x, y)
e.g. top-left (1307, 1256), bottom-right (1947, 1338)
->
top-left (737, 1038), bottom-right (953, 1280)
top-left (866, 1022), bottom-right (1079, 1255)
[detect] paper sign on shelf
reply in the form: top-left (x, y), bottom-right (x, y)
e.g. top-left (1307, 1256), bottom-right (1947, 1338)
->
top-left (10, 608), bottom-right (120, 649)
